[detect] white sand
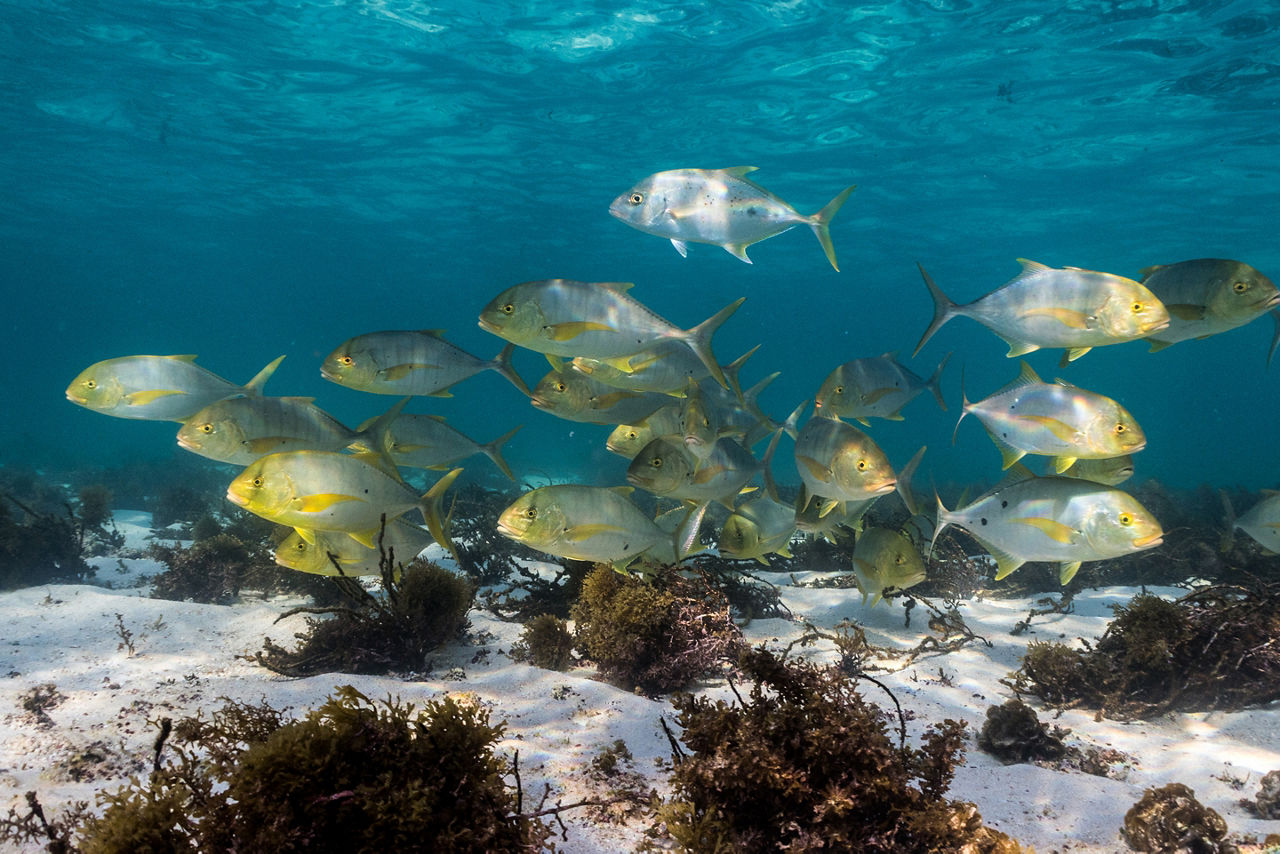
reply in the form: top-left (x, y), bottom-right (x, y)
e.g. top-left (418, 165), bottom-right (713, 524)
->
top-left (2, 511), bottom-right (1279, 852)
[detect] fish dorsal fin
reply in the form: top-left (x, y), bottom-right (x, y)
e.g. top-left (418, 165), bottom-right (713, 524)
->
top-left (166, 354), bottom-right (200, 362)
top-left (988, 462), bottom-right (1036, 493)
top-left (1015, 258), bottom-right (1053, 276)
top-left (598, 281), bottom-right (634, 293)
top-left (608, 485), bottom-right (635, 497)
top-left (880, 350), bottom-right (898, 360)
top-left (1053, 376), bottom-right (1078, 388)
top-left (993, 360), bottom-right (1043, 397)
top-left (279, 396), bottom-right (316, 405)
top-left (417, 329), bottom-right (447, 337)
top-left (1137, 264), bottom-right (1166, 281)
top-left (722, 166), bottom-right (759, 177)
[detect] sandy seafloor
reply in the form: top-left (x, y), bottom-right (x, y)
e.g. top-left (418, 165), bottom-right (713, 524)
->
top-left (2, 511), bottom-right (1279, 853)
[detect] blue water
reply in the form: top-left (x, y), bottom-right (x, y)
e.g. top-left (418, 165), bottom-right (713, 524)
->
top-left (5, 1), bottom-right (1279, 493)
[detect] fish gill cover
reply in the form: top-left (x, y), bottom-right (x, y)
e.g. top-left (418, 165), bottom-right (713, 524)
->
top-left (3, 1), bottom-right (1278, 496)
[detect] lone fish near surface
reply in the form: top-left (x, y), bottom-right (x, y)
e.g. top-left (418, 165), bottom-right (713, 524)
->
top-left (609, 167), bottom-right (855, 271)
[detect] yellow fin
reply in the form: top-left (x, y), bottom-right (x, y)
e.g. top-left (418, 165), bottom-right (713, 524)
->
top-left (1059, 561), bottom-right (1083, 584)
top-left (349, 529), bottom-right (380, 549)
top-left (295, 527), bottom-right (318, 545)
top-left (692, 464), bottom-right (728, 485)
top-left (548, 321), bottom-right (615, 341)
top-left (246, 437), bottom-right (290, 454)
top-left (564, 524), bottom-right (627, 542)
top-left (381, 363), bottom-right (438, 381)
top-left (126, 389), bottom-right (185, 405)
top-left (1024, 307), bottom-right (1090, 329)
top-left (1020, 414), bottom-right (1079, 443)
top-left (1065, 346), bottom-right (1092, 361)
top-left (1052, 455), bottom-right (1077, 474)
top-left (297, 493), bottom-right (360, 513)
top-left (1012, 516), bottom-right (1076, 544)
top-left (796, 454), bottom-right (830, 481)
top-left (592, 390), bottom-right (641, 409)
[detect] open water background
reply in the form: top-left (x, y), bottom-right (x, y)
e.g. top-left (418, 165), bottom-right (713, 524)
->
top-left (4, 0), bottom-right (1278, 493)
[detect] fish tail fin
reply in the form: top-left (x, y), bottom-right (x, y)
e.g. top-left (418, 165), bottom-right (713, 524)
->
top-left (895, 446), bottom-right (926, 517)
top-left (244, 355), bottom-right (287, 396)
top-left (493, 343), bottom-right (532, 397)
top-left (683, 297), bottom-right (745, 389)
top-left (722, 344), bottom-right (761, 403)
top-left (1218, 489), bottom-right (1238, 553)
top-left (953, 364), bottom-right (969, 446)
top-left (759, 422), bottom-right (786, 503)
top-left (481, 424), bottom-right (523, 480)
top-left (780, 397), bottom-right (808, 442)
top-left (913, 264), bottom-right (958, 358)
top-left (419, 468), bottom-right (463, 562)
top-left (929, 488), bottom-right (952, 558)
top-left (808, 184), bottom-right (856, 272)
top-left (927, 351), bottom-right (951, 412)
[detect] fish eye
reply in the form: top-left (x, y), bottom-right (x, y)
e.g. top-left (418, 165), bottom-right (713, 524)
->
top-left (339, 355), bottom-right (354, 366)
top-left (1114, 423), bottom-right (1126, 434)
top-left (524, 507), bottom-right (537, 519)
top-left (650, 456), bottom-right (663, 468)
top-left (834, 385), bottom-right (844, 395)
top-left (856, 459), bottom-right (868, 472)
top-left (626, 430), bottom-right (638, 440)
top-left (501, 303), bottom-right (515, 315)
top-left (1233, 281), bottom-right (1248, 294)
top-left (1130, 301), bottom-right (1145, 313)
top-left (1119, 512), bottom-right (1133, 526)
top-left (251, 476), bottom-right (264, 488)
top-left (554, 382), bottom-right (567, 392)
top-left (200, 423), bottom-right (214, 434)
top-left (628, 192), bottom-right (644, 205)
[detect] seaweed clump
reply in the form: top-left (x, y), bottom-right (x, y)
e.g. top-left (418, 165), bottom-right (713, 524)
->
top-left (257, 555), bottom-right (473, 676)
top-left (73, 686), bottom-right (552, 853)
top-left (571, 565), bottom-right (742, 695)
top-left (1010, 585), bottom-right (1280, 718)
top-left (149, 532), bottom-right (340, 605)
top-left (976, 698), bottom-right (1069, 765)
top-left (0, 492), bottom-right (94, 590)
top-left (1121, 783), bottom-right (1231, 853)
top-left (510, 613), bottom-right (575, 671)
top-left (650, 647), bottom-right (1021, 853)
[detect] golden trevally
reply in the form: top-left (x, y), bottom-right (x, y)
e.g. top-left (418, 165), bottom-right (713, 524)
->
top-left (793, 414), bottom-right (897, 516)
top-left (496, 484), bottom-right (704, 569)
top-left (226, 451), bottom-right (459, 554)
top-left (957, 361), bottom-right (1145, 473)
top-left (355, 409), bottom-right (521, 480)
top-left (626, 434), bottom-right (775, 509)
top-left (932, 467), bottom-right (1163, 584)
top-left (608, 166), bottom-right (856, 271)
top-left (851, 527), bottom-right (928, 608)
top-left (814, 352), bottom-right (949, 425)
top-left (66, 354), bottom-right (284, 422)
top-left (914, 260), bottom-right (1170, 362)
top-left (275, 518), bottom-right (436, 577)
top-left (1056, 454), bottom-right (1135, 486)
top-left (1138, 258), bottom-right (1279, 352)
top-left (320, 330), bottom-right (530, 398)
top-left (1223, 490), bottom-right (1280, 554)
top-left (719, 493), bottom-right (797, 565)
top-left (477, 278), bottom-right (742, 388)
top-left (530, 365), bottom-right (673, 425)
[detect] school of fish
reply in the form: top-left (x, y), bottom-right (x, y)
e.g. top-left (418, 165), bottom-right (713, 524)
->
top-left (65, 166), bottom-right (1279, 606)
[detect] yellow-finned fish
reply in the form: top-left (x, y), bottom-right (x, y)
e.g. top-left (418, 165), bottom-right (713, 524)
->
top-left (793, 414), bottom-right (897, 516)
top-left (719, 493), bottom-right (797, 565)
top-left (177, 396), bottom-right (397, 466)
top-left (914, 260), bottom-right (1170, 362)
top-left (275, 518), bottom-right (436, 576)
top-left (531, 365), bottom-right (673, 425)
top-left (321, 330), bottom-right (530, 398)
top-left (355, 410), bottom-right (521, 481)
top-left (1057, 454), bottom-right (1135, 486)
top-left (626, 434), bottom-right (776, 509)
top-left (1137, 258), bottom-right (1279, 352)
top-left (66, 354), bottom-right (285, 422)
top-left (478, 278), bottom-right (743, 389)
top-left (1222, 490), bottom-right (1280, 554)
top-left (932, 467), bottom-right (1163, 584)
top-left (851, 526), bottom-right (927, 608)
top-left (226, 452), bottom-right (459, 555)
top-left (956, 361), bottom-right (1146, 473)
top-left (496, 484), bottom-right (705, 569)
top-left (814, 352), bottom-right (949, 425)
top-left (609, 167), bottom-right (856, 271)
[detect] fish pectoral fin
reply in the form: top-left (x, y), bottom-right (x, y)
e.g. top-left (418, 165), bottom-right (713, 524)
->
top-left (1021, 414), bottom-right (1081, 443)
top-left (691, 464), bottom-right (728, 485)
top-left (296, 493), bottom-right (360, 513)
top-left (547, 321), bottom-right (616, 341)
top-left (126, 389), bottom-right (185, 406)
top-left (592, 390), bottom-right (640, 409)
top-left (670, 238), bottom-right (689, 257)
top-left (563, 523), bottom-right (627, 542)
top-left (722, 242), bottom-right (753, 264)
top-left (1059, 561), bottom-right (1083, 585)
top-left (1052, 455), bottom-right (1078, 474)
top-left (295, 527), bottom-right (318, 545)
top-left (1065, 346), bottom-right (1092, 361)
top-left (861, 387), bottom-right (896, 405)
top-left (796, 454), bottom-right (831, 481)
top-left (246, 437), bottom-right (290, 454)
top-left (1024, 307), bottom-right (1091, 329)
top-left (1011, 516), bottom-right (1077, 544)
top-left (380, 363), bottom-right (439, 381)
top-left (1167, 303), bottom-right (1206, 321)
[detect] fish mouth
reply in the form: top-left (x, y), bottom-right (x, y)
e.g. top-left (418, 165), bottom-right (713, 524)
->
top-left (319, 366), bottom-right (341, 382)
top-left (1132, 533), bottom-right (1163, 549)
top-left (1143, 316), bottom-right (1171, 334)
top-left (1264, 291), bottom-right (1280, 309)
top-left (495, 518), bottom-right (521, 539)
top-left (225, 487), bottom-right (248, 508)
top-left (65, 391), bottom-right (87, 405)
top-left (869, 479), bottom-right (897, 496)
top-left (477, 316), bottom-right (502, 335)
top-left (176, 435), bottom-right (199, 451)
top-left (530, 396), bottom-right (551, 410)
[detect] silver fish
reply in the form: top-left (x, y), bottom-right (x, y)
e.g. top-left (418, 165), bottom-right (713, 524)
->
top-left (356, 409), bottom-right (521, 480)
top-left (814, 352), bottom-right (949, 425)
top-left (66, 354), bottom-right (285, 422)
top-left (851, 526), bottom-right (928, 608)
top-left (1139, 258), bottom-right (1279, 351)
top-left (719, 493), bottom-right (797, 565)
top-left (321, 330), bottom-right (530, 398)
top-left (177, 396), bottom-right (390, 466)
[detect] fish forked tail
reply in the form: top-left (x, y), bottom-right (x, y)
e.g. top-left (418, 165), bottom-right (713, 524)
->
top-left (929, 488), bottom-right (954, 559)
top-left (926, 351), bottom-right (951, 411)
top-left (952, 363), bottom-right (970, 446)
top-left (418, 467), bottom-right (463, 562)
top-left (682, 297), bottom-right (746, 389)
top-left (1218, 489), bottom-right (1238, 553)
top-left (492, 342), bottom-right (532, 397)
top-left (482, 424), bottom-right (523, 480)
top-left (913, 264), bottom-right (959, 358)
top-left (807, 184), bottom-right (856, 272)
top-left (244, 355), bottom-right (287, 396)
top-left (895, 446), bottom-right (926, 517)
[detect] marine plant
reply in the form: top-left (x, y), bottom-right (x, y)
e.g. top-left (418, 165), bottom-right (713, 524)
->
top-left (148, 483), bottom-right (210, 530)
top-left (976, 698), bottom-right (1069, 765)
top-left (0, 490), bottom-right (94, 590)
top-left (570, 564), bottom-right (742, 695)
top-left (648, 646), bottom-right (1021, 853)
top-left (1010, 583), bottom-right (1280, 718)
top-left (510, 613), bottom-right (575, 671)
top-left (256, 544), bottom-right (474, 676)
top-left (69, 686), bottom-right (554, 852)
top-left (149, 531), bottom-right (336, 605)
top-left (1120, 782), bottom-right (1230, 853)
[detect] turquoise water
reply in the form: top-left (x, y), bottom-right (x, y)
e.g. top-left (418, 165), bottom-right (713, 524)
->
top-left (5, 1), bottom-right (1278, 492)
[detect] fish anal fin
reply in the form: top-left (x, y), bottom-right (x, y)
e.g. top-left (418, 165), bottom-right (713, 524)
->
top-left (1059, 560), bottom-right (1083, 584)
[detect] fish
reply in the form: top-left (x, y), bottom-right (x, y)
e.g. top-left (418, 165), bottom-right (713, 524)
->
top-left (531, 365), bottom-right (674, 425)
top-left (355, 409), bottom-right (521, 480)
top-left (477, 278), bottom-right (743, 388)
top-left (794, 484), bottom-right (872, 543)
top-left (571, 339), bottom-right (710, 396)
top-left (320, 330), bottom-right (530, 398)
top-left (496, 484), bottom-right (705, 569)
top-left (851, 526), bottom-right (928, 608)
top-left (931, 467), bottom-right (1163, 584)
top-left (1057, 454), bottom-right (1135, 486)
top-left (626, 434), bottom-right (776, 509)
top-left (275, 518), bottom-right (437, 576)
top-left (793, 415), bottom-right (897, 516)
top-left (609, 166), bottom-right (856, 271)
top-left (226, 451), bottom-right (459, 555)
top-left (677, 379), bottom-right (721, 468)
top-left (66, 354), bottom-right (285, 422)
top-left (718, 493), bottom-right (797, 565)
top-left (914, 260), bottom-right (1170, 362)
top-left (1222, 490), bottom-right (1280, 554)
top-left (1138, 259), bottom-right (1279, 351)
top-left (814, 352), bottom-right (949, 425)
top-left (956, 361), bottom-right (1146, 473)
top-left (606, 405), bottom-right (686, 458)
top-left (176, 396), bottom-right (396, 466)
